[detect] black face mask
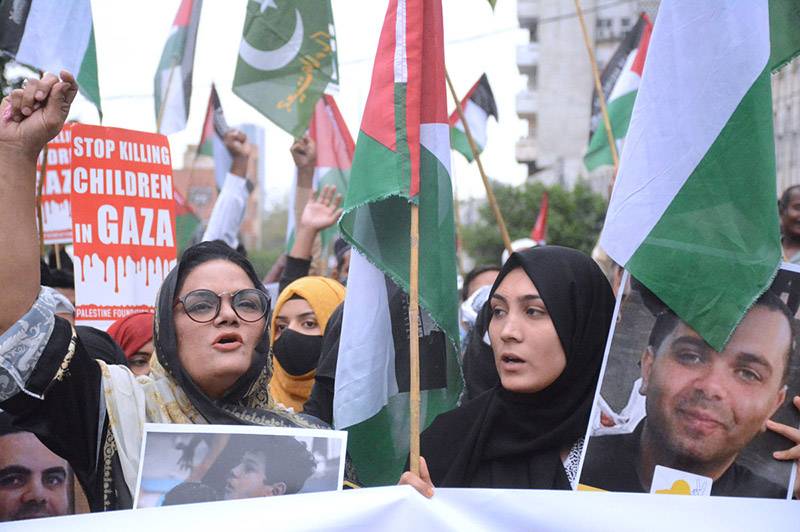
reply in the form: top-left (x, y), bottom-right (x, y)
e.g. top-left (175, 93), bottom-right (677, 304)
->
top-left (272, 329), bottom-right (324, 376)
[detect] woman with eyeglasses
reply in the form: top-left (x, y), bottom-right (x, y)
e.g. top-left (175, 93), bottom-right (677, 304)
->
top-left (0, 73), bottom-right (334, 512)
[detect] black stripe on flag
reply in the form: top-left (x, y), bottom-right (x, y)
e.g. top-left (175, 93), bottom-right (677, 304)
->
top-left (209, 85), bottom-right (229, 138)
top-left (588, 13), bottom-right (647, 137)
top-left (387, 279), bottom-right (448, 393)
top-left (469, 73), bottom-right (498, 120)
top-left (0, 0), bottom-right (32, 57)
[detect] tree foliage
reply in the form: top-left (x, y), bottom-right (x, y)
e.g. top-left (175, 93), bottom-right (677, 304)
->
top-left (461, 180), bottom-right (607, 266)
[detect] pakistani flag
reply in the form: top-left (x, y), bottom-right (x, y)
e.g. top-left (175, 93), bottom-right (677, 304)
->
top-left (285, 94), bottom-right (353, 251)
top-left (584, 13), bottom-right (652, 171)
top-left (154, 0), bottom-right (203, 135)
top-left (233, 0), bottom-right (339, 138)
top-left (600, 0), bottom-right (800, 350)
top-left (197, 85), bottom-right (232, 190)
top-left (0, 0), bottom-right (101, 116)
top-left (333, 0), bottom-right (462, 486)
top-left (449, 74), bottom-right (498, 163)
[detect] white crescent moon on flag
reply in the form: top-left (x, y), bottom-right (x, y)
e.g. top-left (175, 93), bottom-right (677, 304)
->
top-left (239, 9), bottom-right (304, 72)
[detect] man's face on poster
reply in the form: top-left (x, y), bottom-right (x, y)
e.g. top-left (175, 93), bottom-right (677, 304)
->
top-left (0, 432), bottom-right (70, 522)
top-left (224, 451), bottom-right (285, 500)
top-left (641, 305), bottom-right (790, 466)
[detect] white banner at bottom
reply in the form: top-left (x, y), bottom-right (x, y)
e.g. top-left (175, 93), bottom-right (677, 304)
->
top-left (5, 486), bottom-right (799, 531)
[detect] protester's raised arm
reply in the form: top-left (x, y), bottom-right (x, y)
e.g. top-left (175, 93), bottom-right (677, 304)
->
top-left (288, 184), bottom-right (342, 261)
top-left (201, 129), bottom-right (253, 248)
top-left (0, 71), bottom-right (77, 333)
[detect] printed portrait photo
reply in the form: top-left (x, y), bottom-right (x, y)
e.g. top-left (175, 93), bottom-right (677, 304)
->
top-left (134, 424), bottom-right (347, 508)
top-left (577, 266), bottom-right (800, 499)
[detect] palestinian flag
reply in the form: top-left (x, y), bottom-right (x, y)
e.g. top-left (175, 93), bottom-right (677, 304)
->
top-left (584, 13), bottom-right (652, 171)
top-left (530, 191), bottom-right (548, 245)
top-left (600, 0), bottom-right (800, 350)
top-left (197, 85), bottom-right (231, 190)
top-left (174, 189), bottom-right (201, 255)
top-left (154, 0), bottom-right (203, 135)
top-left (285, 94), bottom-right (354, 251)
top-left (449, 74), bottom-right (497, 162)
top-left (0, 0), bottom-right (101, 116)
top-left (232, 0), bottom-right (339, 138)
top-left (333, 0), bottom-right (461, 485)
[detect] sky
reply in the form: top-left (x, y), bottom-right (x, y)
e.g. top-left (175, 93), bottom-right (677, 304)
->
top-left (69, 0), bottom-right (530, 208)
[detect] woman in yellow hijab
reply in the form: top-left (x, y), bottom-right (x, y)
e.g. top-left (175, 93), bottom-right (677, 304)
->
top-left (269, 276), bottom-right (345, 412)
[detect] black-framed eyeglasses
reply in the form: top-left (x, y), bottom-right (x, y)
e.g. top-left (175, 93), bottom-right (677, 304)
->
top-left (175, 288), bottom-right (270, 323)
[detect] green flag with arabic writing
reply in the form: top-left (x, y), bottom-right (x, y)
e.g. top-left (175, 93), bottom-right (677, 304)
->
top-left (232, 0), bottom-right (339, 138)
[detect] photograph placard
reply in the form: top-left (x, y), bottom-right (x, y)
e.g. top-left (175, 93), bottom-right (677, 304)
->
top-left (133, 424), bottom-right (347, 509)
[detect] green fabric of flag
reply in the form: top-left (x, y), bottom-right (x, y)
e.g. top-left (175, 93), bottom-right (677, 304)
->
top-left (333, 0), bottom-right (462, 486)
top-left (600, 0), bottom-right (800, 350)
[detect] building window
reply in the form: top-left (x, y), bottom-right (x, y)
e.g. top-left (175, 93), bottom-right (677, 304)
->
top-left (621, 17), bottom-right (631, 29)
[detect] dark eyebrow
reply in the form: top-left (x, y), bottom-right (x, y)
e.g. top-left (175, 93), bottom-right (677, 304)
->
top-left (670, 336), bottom-right (709, 351)
top-left (490, 293), bottom-right (507, 304)
top-left (490, 294), bottom-right (541, 304)
top-left (735, 352), bottom-right (774, 375)
top-left (0, 466), bottom-right (31, 477)
top-left (42, 467), bottom-right (67, 477)
top-left (276, 311), bottom-right (316, 321)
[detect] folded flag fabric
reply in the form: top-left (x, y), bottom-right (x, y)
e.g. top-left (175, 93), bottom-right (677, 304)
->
top-left (0, 0), bottom-right (101, 116)
top-left (600, 0), bottom-right (800, 350)
top-left (334, 0), bottom-right (462, 486)
top-left (154, 0), bottom-right (203, 135)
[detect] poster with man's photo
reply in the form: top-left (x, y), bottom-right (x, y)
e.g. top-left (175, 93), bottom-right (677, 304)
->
top-left (577, 265), bottom-right (800, 499)
top-left (133, 424), bottom-right (347, 508)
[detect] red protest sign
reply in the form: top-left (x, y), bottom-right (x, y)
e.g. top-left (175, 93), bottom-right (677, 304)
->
top-left (37, 124), bottom-right (73, 244)
top-left (70, 124), bottom-right (177, 329)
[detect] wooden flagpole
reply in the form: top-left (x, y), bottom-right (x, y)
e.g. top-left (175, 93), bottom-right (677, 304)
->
top-left (452, 168), bottom-right (466, 278)
top-left (408, 203), bottom-right (421, 476)
top-left (444, 69), bottom-right (513, 256)
top-left (574, 0), bottom-right (620, 174)
top-left (155, 58), bottom-right (180, 134)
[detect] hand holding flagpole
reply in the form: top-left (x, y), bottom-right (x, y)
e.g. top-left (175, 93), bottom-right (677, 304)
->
top-left (408, 203), bottom-right (421, 476)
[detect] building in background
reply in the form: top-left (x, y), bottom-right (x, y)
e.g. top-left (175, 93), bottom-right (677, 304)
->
top-left (516, 0), bottom-right (659, 189)
top-left (172, 123), bottom-right (264, 252)
top-left (774, 61), bottom-right (800, 196)
top-left (517, 0), bottom-right (800, 197)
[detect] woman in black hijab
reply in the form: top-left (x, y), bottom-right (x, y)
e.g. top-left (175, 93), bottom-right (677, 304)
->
top-left (401, 246), bottom-right (614, 493)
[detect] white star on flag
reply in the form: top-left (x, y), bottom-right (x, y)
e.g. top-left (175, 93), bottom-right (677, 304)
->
top-left (260, 0), bottom-right (277, 13)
